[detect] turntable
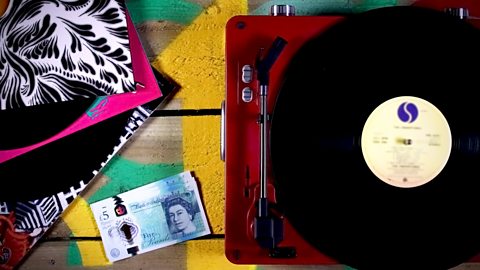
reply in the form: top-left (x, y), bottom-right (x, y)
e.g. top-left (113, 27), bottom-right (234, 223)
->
top-left (222, 1), bottom-right (480, 269)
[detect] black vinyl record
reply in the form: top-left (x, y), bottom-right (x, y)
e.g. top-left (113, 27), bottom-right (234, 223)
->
top-left (271, 6), bottom-right (480, 270)
top-left (0, 98), bottom-right (93, 150)
top-left (0, 65), bottom-right (177, 203)
top-left (0, 110), bottom-right (130, 201)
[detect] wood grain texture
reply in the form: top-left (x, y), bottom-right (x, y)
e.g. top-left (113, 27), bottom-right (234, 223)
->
top-left (114, 116), bottom-right (183, 164)
top-left (182, 115), bottom-right (224, 234)
top-left (135, 21), bottom-right (185, 62)
top-left (152, 0), bottom-right (247, 110)
top-left (18, 240), bottom-right (187, 270)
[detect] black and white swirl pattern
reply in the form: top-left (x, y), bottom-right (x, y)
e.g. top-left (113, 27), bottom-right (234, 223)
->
top-left (0, 0), bottom-right (135, 110)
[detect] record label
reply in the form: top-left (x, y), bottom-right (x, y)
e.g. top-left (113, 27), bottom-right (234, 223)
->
top-left (361, 96), bottom-right (452, 188)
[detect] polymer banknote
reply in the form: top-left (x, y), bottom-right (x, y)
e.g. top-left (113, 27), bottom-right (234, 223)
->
top-left (90, 171), bottom-right (210, 262)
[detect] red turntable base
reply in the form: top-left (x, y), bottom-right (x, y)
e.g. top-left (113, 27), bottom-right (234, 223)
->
top-left (223, 1), bottom-right (480, 269)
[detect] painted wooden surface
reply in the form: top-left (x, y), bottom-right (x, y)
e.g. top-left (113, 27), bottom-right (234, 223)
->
top-left (16, 0), bottom-right (480, 269)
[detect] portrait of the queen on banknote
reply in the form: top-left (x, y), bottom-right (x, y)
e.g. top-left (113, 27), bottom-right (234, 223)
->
top-left (162, 194), bottom-right (199, 239)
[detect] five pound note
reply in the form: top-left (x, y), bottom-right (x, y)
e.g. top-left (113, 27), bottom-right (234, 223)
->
top-left (90, 171), bottom-right (210, 262)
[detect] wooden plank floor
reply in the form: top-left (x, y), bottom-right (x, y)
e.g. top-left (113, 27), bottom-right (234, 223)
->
top-left (15, 0), bottom-right (480, 269)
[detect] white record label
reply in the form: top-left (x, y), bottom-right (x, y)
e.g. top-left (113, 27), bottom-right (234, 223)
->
top-left (361, 96), bottom-right (452, 188)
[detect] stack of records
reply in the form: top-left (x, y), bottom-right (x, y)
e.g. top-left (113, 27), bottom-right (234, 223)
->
top-left (0, 1), bottom-right (176, 269)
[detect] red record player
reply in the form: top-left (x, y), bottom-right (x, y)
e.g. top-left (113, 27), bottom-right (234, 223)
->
top-left (223, 0), bottom-right (480, 269)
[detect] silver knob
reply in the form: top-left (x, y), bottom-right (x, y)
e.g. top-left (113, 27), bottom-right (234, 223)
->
top-left (444, 7), bottom-right (469, 20)
top-left (270, 5), bottom-right (295, 16)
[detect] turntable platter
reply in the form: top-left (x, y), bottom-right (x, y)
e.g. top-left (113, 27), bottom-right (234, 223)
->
top-left (271, 6), bottom-right (480, 270)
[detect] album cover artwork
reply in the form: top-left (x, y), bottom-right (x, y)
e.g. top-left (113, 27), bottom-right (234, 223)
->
top-left (0, 0), bottom-right (135, 110)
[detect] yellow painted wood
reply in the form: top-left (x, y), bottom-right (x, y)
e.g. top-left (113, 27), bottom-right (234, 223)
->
top-left (61, 198), bottom-right (110, 266)
top-left (153, 0), bottom-right (248, 109)
top-left (186, 239), bottom-right (252, 270)
top-left (74, 241), bottom-right (110, 267)
top-left (61, 198), bottom-right (98, 237)
top-left (182, 115), bottom-right (224, 234)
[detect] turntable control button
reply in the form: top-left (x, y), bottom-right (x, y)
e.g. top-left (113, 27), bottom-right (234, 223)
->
top-left (241, 65), bottom-right (253, 83)
top-left (242, 87), bottom-right (253, 102)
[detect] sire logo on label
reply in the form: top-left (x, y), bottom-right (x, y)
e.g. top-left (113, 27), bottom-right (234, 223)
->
top-left (398, 102), bottom-right (419, 123)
